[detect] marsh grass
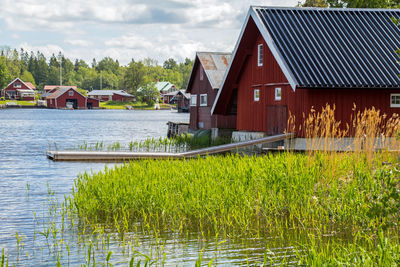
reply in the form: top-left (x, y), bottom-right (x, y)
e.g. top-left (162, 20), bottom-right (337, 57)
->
top-left (73, 134), bottom-right (232, 153)
top-left (63, 105), bottom-right (400, 265)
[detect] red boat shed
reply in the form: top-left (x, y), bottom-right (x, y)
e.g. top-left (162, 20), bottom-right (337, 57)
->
top-left (47, 87), bottom-right (87, 109)
top-left (212, 7), bottom-right (400, 137)
top-left (186, 52), bottom-right (236, 131)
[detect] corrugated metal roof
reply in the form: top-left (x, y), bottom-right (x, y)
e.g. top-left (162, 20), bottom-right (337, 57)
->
top-left (46, 87), bottom-right (72, 99)
top-left (44, 85), bottom-right (77, 91)
top-left (254, 7), bottom-right (400, 88)
top-left (197, 52), bottom-right (231, 89)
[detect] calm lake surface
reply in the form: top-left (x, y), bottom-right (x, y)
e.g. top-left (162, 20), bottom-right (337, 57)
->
top-left (0, 109), bottom-right (287, 266)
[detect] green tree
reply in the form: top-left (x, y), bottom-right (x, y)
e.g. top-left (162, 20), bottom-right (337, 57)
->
top-left (122, 60), bottom-right (146, 94)
top-left (97, 57), bottom-right (120, 75)
top-left (137, 82), bottom-right (159, 104)
top-left (163, 58), bottom-right (178, 70)
top-left (20, 70), bottom-right (36, 86)
top-left (301, 0), bottom-right (328, 7)
top-left (0, 56), bottom-right (12, 88)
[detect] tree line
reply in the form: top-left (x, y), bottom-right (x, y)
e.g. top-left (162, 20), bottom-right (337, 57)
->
top-left (0, 46), bottom-right (193, 96)
top-left (300, 0), bottom-right (400, 8)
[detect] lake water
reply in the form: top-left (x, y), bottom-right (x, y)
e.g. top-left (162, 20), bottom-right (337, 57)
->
top-left (0, 109), bottom-right (289, 266)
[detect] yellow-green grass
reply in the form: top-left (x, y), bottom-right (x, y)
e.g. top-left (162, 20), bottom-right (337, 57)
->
top-left (69, 152), bottom-right (399, 237)
top-left (0, 100), bottom-right (36, 106)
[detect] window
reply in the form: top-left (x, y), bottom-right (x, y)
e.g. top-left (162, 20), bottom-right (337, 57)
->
top-left (391, 94), bottom-right (400, 107)
top-left (200, 67), bottom-right (204, 81)
top-left (50, 99), bottom-right (52, 105)
top-left (198, 122), bottom-right (204, 128)
top-left (69, 90), bottom-right (74, 96)
top-left (275, 87), bottom-right (282, 101)
top-left (14, 82), bottom-right (21, 88)
top-left (257, 44), bottom-right (263, 66)
top-left (254, 89), bottom-right (260, 101)
top-left (200, 94), bottom-right (207, 106)
top-left (190, 94), bottom-right (197, 106)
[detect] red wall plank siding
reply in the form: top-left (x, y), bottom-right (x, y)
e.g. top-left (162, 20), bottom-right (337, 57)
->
top-left (189, 64), bottom-right (236, 130)
top-left (112, 94), bottom-right (134, 102)
top-left (233, 24), bottom-right (400, 137)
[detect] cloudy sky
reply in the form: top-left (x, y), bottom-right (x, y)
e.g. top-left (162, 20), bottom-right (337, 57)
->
top-left (0, 0), bottom-right (299, 65)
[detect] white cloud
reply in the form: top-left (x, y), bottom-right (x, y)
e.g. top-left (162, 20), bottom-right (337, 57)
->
top-left (1, 0), bottom-right (300, 65)
top-left (18, 42), bottom-right (64, 58)
top-left (64, 40), bottom-right (92, 47)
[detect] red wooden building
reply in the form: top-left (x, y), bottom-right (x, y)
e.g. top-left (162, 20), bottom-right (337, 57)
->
top-left (212, 7), bottom-right (400, 137)
top-left (186, 52), bottom-right (235, 130)
top-left (87, 90), bottom-right (135, 102)
top-left (170, 90), bottom-right (190, 112)
top-left (2, 78), bottom-right (35, 101)
top-left (46, 87), bottom-right (99, 109)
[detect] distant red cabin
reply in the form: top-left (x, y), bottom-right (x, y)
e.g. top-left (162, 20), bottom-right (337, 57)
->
top-left (3, 78), bottom-right (35, 101)
top-left (46, 87), bottom-right (98, 109)
top-left (187, 52), bottom-right (236, 130)
top-left (87, 90), bottom-right (135, 102)
top-left (212, 7), bottom-right (400, 137)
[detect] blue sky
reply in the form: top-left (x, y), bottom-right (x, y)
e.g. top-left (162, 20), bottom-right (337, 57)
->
top-left (0, 0), bottom-right (299, 66)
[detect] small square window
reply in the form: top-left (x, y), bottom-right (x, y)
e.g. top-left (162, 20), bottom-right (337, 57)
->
top-left (257, 44), bottom-right (263, 67)
top-left (69, 90), bottom-right (74, 96)
top-left (190, 95), bottom-right (197, 106)
top-left (390, 94), bottom-right (400, 107)
top-left (275, 87), bottom-right (282, 101)
top-left (200, 94), bottom-right (207, 106)
top-left (254, 89), bottom-right (260, 101)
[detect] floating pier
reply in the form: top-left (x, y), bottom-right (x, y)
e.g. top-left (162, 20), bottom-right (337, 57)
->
top-left (46, 133), bottom-right (295, 161)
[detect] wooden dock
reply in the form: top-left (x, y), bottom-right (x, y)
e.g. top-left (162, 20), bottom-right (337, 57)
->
top-left (46, 133), bottom-right (294, 161)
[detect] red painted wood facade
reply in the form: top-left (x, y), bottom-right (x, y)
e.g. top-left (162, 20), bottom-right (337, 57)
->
top-left (214, 17), bottom-right (400, 137)
top-left (188, 57), bottom-right (236, 130)
top-left (47, 88), bottom-right (87, 109)
top-left (112, 93), bottom-right (134, 102)
top-left (87, 98), bottom-right (100, 109)
top-left (3, 78), bottom-right (35, 100)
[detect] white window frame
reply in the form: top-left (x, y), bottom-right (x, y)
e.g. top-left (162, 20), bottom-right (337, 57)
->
top-left (190, 94), bottom-right (197, 106)
top-left (200, 94), bottom-right (207, 106)
top-left (14, 82), bottom-right (21, 88)
top-left (254, 89), bottom-right (260, 102)
top-left (390, 94), bottom-right (400, 107)
top-left (275, 87), bottom-right (282, 101)
top-left (69, 90), bottom-right (74, 96)
top-left (257, 44), bottom-right (263, 67)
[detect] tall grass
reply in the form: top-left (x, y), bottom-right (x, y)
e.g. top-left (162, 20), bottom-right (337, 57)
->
top-left (69, 152), bottom-right (399, 236)
top-left (74, 134), bottom-right (232, 153)
top-left (65, 105), bottom-right (400, 264)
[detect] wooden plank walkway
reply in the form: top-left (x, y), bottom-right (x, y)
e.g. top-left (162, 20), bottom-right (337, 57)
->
top-left (46, 133), bottom-right (294, 161)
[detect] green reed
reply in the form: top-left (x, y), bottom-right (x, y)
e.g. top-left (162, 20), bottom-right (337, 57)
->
top-left (68, 152), bottom-right (399, 237)
top-left (73, 134), bottom-right (232, 153)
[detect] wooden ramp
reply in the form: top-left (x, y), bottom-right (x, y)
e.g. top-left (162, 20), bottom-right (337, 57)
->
top-left (46, 133), bottom-right (294, 161)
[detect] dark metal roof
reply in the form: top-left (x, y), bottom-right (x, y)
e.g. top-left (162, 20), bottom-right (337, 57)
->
top-left (254, 7), bottom-right (400, 88)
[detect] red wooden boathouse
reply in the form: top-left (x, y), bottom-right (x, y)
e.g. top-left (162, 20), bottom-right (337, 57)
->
top-left (212, 7), bottom-right (400, 137)
top-left (187, 52), bottom-right (236, 131)
top-left (46, 87), bottom-right (99, 109)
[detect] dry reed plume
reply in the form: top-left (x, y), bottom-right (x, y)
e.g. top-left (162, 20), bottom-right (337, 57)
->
top-left (287, 104), bottom-right (400, 156)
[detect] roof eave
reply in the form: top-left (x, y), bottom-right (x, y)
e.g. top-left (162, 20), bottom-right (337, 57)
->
top-left (251, 7), bottom-right (298, 91)
top-left (211, 9), bottom-right (253, 115)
